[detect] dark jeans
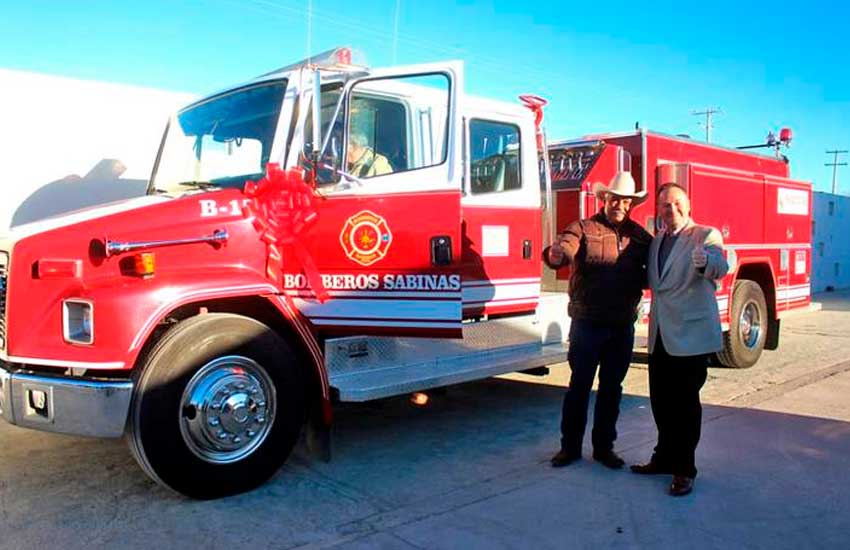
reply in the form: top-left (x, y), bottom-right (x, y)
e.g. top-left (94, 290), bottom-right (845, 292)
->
top-left (648, 333), bottom-right (709, 478)
top-left (560, 319), bottom-right (635, 455)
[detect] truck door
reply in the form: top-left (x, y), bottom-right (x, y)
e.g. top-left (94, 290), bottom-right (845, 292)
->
top-left (461, 110), bottom-right (542, 317)
top-left (283, 62), bottom-right (464, 337)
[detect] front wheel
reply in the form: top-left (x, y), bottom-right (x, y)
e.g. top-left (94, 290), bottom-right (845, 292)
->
top-left (716, 280), bottom-right (768, 369)
top-left (128, 313), bottom-right (305, 499)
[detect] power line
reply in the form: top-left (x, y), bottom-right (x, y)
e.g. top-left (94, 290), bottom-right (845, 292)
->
top-left (238, 0), bottom-right (467, 59)
top-left (691, 107), bottom-right (721, 142)
top-left (213, 0), bottom-right (563, 87)
top-left (826, 149), bottom-right (848, 195)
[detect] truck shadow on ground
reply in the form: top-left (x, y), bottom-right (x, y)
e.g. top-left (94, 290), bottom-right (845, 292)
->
top-left (1, 375), bottom-right (849, 549)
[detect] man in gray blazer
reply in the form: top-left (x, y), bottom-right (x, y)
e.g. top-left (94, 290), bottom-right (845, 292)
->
top-left (631, 182), bottom-right (728, 496)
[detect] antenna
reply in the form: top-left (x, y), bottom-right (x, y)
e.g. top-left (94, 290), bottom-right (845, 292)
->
top-left (392, 0), bottom-right (402, 64)
top-left (306, 0), bottom-right (313, 64)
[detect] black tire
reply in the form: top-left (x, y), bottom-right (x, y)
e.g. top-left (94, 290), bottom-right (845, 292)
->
top-left (717, 280), bottom-right (768, 369)
top-left (128, 313), bottom-right (305, 499)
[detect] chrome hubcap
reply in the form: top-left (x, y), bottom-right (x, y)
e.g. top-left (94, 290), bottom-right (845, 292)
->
top-left (179, 356), bottom-right (276, 464)
top-left (739, 301), bottom-right (762, 349)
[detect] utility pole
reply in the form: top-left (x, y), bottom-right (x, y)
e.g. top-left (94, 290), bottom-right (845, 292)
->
top-left (826, 150), bottom-right (848, 195)
top-left (691, 107), bottom-right (721, 142)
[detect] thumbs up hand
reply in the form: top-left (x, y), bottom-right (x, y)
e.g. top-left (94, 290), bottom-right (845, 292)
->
top-left (549, 242), bottom-right (565, 265)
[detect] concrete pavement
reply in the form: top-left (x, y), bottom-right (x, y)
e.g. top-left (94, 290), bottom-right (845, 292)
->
top-left (2, 291), bottom-right (850, 549)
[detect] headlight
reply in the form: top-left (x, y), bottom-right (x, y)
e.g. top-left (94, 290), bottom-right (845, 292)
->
top-left (63, 300), bottom-right (94, 345)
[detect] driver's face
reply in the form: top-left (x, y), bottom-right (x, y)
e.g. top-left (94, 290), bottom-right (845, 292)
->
top-left (347, 141), bottom-right (363, 164)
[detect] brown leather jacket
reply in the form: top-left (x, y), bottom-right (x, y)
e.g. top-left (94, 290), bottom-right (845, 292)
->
top-left (545, 211), bottom-right (652, 325)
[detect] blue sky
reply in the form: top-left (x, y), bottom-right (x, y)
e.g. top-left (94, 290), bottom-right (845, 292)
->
top-left (2, 0), bottom-right (848, 192)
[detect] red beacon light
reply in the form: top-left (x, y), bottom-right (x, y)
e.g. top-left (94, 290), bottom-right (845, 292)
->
top-left (737, 127), bottom-right (793, 160)
top-left (266, 46), bottom-right (365, 75)
top-left (335, 47), bottom-right (352, 66)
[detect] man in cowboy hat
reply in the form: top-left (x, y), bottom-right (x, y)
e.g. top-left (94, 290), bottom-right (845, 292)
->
top-left (545, 171), bottom-right (652, 469)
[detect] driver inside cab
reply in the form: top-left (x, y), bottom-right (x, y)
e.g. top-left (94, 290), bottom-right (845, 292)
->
top-left (347, 129), bottom-right (393, 178)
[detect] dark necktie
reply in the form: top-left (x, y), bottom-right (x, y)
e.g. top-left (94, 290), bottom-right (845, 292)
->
top-left (658, 232), bottom-right (677, 273)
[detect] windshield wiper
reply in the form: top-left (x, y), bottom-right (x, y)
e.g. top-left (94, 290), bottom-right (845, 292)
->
top-left (174, 180), bottom-right (218, 189)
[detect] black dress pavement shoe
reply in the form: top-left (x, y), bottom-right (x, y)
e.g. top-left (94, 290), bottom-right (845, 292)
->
top-left (550, 449), bottom-right (581, 468)
top-left (630, 461), bottom-right (673, 475)
top-left (669, 475), bottom-right (695, 496)
top-left (592, 449), bottom-right (625, 469)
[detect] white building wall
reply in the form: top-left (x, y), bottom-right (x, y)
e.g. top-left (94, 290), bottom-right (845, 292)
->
top-left (812, 191), bottom-right (850, 292)
top-left (0, 69), bottom-right (193, 230)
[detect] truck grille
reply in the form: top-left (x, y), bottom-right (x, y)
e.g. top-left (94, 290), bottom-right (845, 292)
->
top-left (0, 251), bottom-right (7, 350)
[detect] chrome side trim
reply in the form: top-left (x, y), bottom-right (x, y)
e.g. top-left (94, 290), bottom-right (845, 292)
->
top-left (105, 229), bottom-right (228, 257)
top-left (0, 249), bottom-right (8, 352)
top-left (6, 356), bottom-right (125, 370)
top-left (0, 362), bottom-right (133, 438)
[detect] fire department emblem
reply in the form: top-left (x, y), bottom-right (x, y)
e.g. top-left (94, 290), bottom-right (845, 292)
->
top-left (340, 210), bottom-right (393, 266)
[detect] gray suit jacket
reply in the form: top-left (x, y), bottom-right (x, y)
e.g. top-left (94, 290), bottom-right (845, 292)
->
top-left (648, 219), bottom-right (729, 356)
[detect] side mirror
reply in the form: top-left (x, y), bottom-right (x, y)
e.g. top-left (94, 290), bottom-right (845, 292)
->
top-left (312, 135), bottom-right (343, 186)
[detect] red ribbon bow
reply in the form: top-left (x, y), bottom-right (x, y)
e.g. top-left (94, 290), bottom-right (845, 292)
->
top-left (243, 163), bottom-right (330, 303)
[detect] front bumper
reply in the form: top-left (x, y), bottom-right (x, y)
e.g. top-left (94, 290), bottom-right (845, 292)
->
top-left (0, 360), bottom-right (133, 438)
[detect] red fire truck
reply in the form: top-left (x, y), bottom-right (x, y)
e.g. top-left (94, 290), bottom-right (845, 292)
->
top-left (0, 48), bottom-right (812, 498)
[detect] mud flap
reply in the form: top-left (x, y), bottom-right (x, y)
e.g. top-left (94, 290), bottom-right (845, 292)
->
top-left (766, 318), bottom-right (781, 350)
top-left (305, 401), bottom-right (332, 462)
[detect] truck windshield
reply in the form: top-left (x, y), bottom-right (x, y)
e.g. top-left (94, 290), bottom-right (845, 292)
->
top-left (150, 80), bottom-right (287, 194)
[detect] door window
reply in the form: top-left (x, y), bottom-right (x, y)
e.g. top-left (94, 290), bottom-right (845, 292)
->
top-left (469, 119), bottom-right (521, 194)
top-left (346, 74), bottom-right (449, 180)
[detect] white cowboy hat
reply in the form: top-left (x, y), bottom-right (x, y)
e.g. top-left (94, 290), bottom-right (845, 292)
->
top-left (592, 171), bottom-right (648, 205)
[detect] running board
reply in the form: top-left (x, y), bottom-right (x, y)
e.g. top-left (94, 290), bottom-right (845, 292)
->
top-left (326, 292), bottom-right (571, 402)
top-left (330, 341), bottom-right (568, 402)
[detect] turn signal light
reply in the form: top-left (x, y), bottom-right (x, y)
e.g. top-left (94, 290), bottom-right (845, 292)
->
top-left (133, 253), bottom-right (156, 278)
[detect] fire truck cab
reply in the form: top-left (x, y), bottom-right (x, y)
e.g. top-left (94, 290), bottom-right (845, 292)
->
top-left (0, 49), bottom-right (558, 498)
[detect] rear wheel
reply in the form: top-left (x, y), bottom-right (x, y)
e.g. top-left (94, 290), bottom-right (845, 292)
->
top-left (128, 313), bottom-right (305, 499)
top-left (717, 280), bottom-right (768, 369)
